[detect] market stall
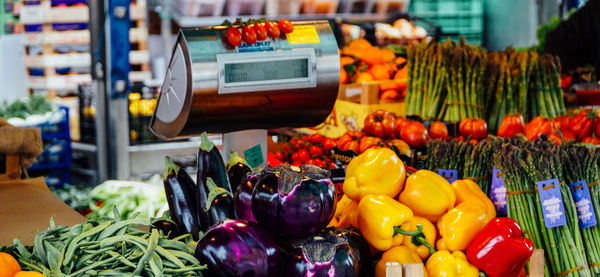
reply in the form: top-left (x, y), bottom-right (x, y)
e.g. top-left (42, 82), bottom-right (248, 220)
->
top-left (1, 0), bottom-right (600, 276)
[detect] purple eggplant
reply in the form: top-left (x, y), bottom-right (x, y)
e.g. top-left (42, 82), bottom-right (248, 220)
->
top-left (163, 156), bottom-right (201, 240)
top-left (197, 132), bottom-right (232, 193)
top-left (234, 173), bottom-right (258, 222)
top-left (150, 219), bottom-right (180, 239)
top-left (226, 150), bottom-right (253, 193)
top-left (284, 226), bottom-right (369, 277)
top-left (197, 176), bottom-right (235, 230)
top-left (194, 219), bottom-right (280, 277)
top-left (251, 164), bottom-right (337, 238)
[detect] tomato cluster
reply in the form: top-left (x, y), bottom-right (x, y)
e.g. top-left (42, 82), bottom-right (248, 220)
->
top-left (270, 133), bottom-right (338, 169)
top-left (223, 18), bottom-right (294, 47)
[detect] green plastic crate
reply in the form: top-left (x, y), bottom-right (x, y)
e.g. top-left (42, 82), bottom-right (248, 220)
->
top-left (410, 0), bottom-right (483, 43)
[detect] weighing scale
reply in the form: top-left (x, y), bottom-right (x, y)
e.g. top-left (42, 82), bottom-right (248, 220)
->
top-left (150, 20), bottom-right (340, 163)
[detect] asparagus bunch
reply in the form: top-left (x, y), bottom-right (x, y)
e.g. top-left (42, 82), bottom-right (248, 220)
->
top-left (426, 138), bottom-right (471, 180)
top-left (495, 138), bottom-right (590, 276)
top-left (562, 145), bottom-right (600, 274)
top-left (463, 139), bottom-right (493, 196)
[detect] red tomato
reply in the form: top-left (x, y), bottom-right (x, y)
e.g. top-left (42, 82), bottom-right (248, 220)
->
top-left (308, 133), bottom-right (324, 143)
top-left (364, 109), bottom-right (396, 138)
top-left (306, 159), bottom-right (316, 165)
top-left (525, 116), bottom-right (556, 140)
top-left (274, 151), bottom-right (285, 161)
top-left (313, 158), bottom-right (324, 168)
top-left (429, 121), bottom-right (449, 139)
top-left (582, 136), bottom-right (600, 144)
top-left (497, 114), bottom-right (525, 138)
top-left (359, 136), bottom-right (385, 153)
top-left (265, 21), bottom-right (280, 38)
top-left (553, 115), bottom-right (571, 131)
top-left (459, 118), bottom-right (488, 140)
top-left (568, 109), bottom-right (598, 140)
top-left (400, 121), bottom-right (429, 148)
top-left (296, 149), bottom-right (310, 162)
top-left (394, 117), bottom-right (409, 138)
top-left (277, 20), bottom-right (294, 34)
top-left (242, 25), bottom-right (257, 44)
top-left (322, 138), bottom-right (337, 151)
top-left (597, 121), bottom-right (600, 138)
top-left (226, 27), bottom-right (242, 46)
top-left (254, 22), bottom-right (267, 41)
top-left (309, 145), bottom-right (323, 156)
top-left (549, 130), bottom-right (576, 145)
top-left (337, 131), bottom-right (363, 153)
top-left (292, 160), bottom-right (302, 167)
top-left (291, 152), bottom-right (300, 161)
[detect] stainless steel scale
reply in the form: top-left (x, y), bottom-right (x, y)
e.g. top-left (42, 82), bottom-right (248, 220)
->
top-left (150, 20), bottom-right (340, 163)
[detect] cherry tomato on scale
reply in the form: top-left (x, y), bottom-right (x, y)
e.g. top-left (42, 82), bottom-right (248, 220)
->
top-left (265, 21), bottom-right (280, 38)
top-left (278, 20), bottom-right (294, 34)
top-left (254, 22), bottom-right (267, 41)
top-left (242, 25), bottom-right (257, 44)
top-left (226, 27), bottom-right (242, 46)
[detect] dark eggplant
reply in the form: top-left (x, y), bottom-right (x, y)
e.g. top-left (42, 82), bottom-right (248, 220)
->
top-left (196, 176), bottom-right (235, 231)
top-left (197, 132), bottom-right (232, 193)
top-left (324, 226), bottom-right (372, 277)
top-left (194, 219), bottom-right (280, 277)
top-left (163, 156), bottom-right (201, 240)
top-left (233, 173), bottom-right (258, 222)
top-left (226, 150), bottom-right (253, 193)
top-left (252, 164), bottom-right (337, 238)
top-left (150, 219), bottom-right (181, 239)
top-left (284, 226), bottom-right (368, 276)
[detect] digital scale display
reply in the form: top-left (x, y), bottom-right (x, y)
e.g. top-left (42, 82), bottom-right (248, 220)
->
top-left (224, 59), bottom-right (309, 83)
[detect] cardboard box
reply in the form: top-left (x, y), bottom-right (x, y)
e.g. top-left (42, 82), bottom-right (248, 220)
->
top-left (299, 99), bottom-right (405, 138)
top-left (0, 177), bottom-right (86, 246)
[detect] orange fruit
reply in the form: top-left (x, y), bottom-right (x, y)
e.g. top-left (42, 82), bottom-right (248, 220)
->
top-left (395, 56), bottom-right (407, 65)
top-left (340, 56), bottom-right (355, 66)
top-left (380, 90), bottom-right (400, 100)
top-left (15, 272), bottom-right (46, 277)
top-left (394, 66), bottom-right (408, 80)
top-left (379, 81), bottom-right (399, 91)
top-left (0, 252), bottom-right (21, 277)
top-left (355, 72), bottom-right (374, 83)
top-left (369, 64), bottom-right (392, 81)
top-left (340, 68), bottom-right (348, 84)
top-left (379, 49), bottom-right (396, 63)
top-left (346, 38), bottom-right (372, 50)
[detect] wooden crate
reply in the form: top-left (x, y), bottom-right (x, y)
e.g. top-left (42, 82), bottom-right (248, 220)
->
top-left (0, 155), bottom-right (20, 181)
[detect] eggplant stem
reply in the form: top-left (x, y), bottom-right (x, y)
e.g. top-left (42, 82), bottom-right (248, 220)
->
top-left (393, 224), bottom-right (423, 237)
top-left (205, 177), bottom-right (232, 211)
top-left (199, 132), bottom-right (215, 152)
top-left (226, 150), bottom-right (251, 171)
top-left (163, 156), bottom-right (179, 179)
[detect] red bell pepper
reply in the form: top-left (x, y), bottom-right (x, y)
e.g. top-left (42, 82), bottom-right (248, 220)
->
top-left (466, 218), bottom-right (534, 277)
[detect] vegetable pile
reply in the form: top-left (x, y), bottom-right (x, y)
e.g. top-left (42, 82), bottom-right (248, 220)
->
top-left (405, 38), bottom-right (566, 127)
top-left (0, 215), bottom-right (204, 276)
top-left (222, 18), bottom-right (293, 47)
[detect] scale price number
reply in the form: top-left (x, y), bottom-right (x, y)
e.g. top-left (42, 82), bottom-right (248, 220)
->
top-left (227, 72), bottom-right (248, 82)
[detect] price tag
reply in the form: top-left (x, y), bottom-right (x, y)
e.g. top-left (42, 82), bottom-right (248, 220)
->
top-left (437, 169), bottom-right (458, 183)
top-left (243, 144), bottom-right (264, 168)
top-left (236, 38), bottom-right (274, 53)
top-left (537, 178), bottom-right (567, 228)
top-left (491, 166), bottom-right (507, 216)
top-left (569, 180), bottom-right (597, 229)
top-left (20, 4), bottom-right (44, 24)
top-left (345, 87), bottom-right (362, 98)
top-left (286, 25), bottom-right (320, 45)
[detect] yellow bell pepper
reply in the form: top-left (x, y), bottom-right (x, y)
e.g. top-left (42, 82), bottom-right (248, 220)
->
top-left (344, 148), bottom-right (406, 202)
top-left (452, 179), bottom-right (496, 218)
top-left (375, 246), bottom-right (429, 277)
top-left (401, 216), bottom-right (436, 259)
top-left (426, 250), bottom-right (479, 277)
top-left (398, 170), bottom-right (456, 222)
top-left (358, 194), bottom-right (416, 251)
top-left (437, 180), bottom-right (496, 251)
top-left (333, 195), bottom-right (359, 229)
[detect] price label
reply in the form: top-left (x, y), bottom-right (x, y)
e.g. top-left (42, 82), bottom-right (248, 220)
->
top-left (537, 178), bottom-right (567, 228)
top-left (286, 25), bottom-right (320, 45)
top-left (491, 166), bottom-right (507, 216)
top-left (20, 4), bottom-right (44, 24)
top-left (437, 169), bottom-right (458, 183)
top-left (236, 38), bottom-right (274, 53)
top-left (243, 144), bottom-right (264, 168)
top-left (569, 180), bottom-right (597, 229)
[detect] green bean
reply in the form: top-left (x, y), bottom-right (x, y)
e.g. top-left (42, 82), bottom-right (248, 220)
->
top-left (97, 219), bottom-right (149, 240)
top-left (107, 251), bottom-right (136, 268)
top-left (149, 253), bottom-right (163, 277)
top-left (133, 229), bottom-right (159, 275)
top-left (64, 221), bottom-right (112, 266)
